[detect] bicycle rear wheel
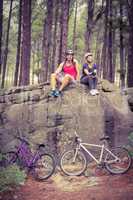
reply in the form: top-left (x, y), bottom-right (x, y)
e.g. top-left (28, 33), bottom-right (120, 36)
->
top-left (105, 147), bottom-right (132, 174)
top-left (60, 149), bottom-right (87, 176)
top-left (33, 153), bottom-right (56, 181)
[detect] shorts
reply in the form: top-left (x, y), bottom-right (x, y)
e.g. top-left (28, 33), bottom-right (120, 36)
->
top-left (56, 73), bottom-right (76, 84)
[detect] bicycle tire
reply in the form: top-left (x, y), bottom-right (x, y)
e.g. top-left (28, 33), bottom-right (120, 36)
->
top-left (33, 153), bottom-right (56, 181)
top-left (3, 151), bottom-right (19, 167)
top-left (105, 147), bottom-right (132, 174)
top-left (60, 149), bottom-right (87, 176)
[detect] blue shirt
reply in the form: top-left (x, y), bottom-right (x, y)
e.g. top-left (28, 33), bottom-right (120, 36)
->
top-left (81, 63), bottom-right (97, 78)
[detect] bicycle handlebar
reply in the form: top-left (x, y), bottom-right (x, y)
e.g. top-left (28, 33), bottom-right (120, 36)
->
top-left (74, 131), bottom-right (82, 143)
top-left (15, 136), bottom-right (30, 145)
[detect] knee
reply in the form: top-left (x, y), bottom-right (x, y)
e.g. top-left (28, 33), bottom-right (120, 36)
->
top-left (51, 73), bottom-right (56, 78)
top-left (64, 75), bottom-right (72, 81)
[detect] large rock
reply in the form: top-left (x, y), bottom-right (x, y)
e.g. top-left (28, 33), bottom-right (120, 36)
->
top-left (101, 79), bottom-right (118, 92)
top-left (0, 83), bottom-right (133, 156)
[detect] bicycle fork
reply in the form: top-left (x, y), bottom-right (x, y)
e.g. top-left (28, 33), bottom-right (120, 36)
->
top-left (72, 147), bottom-right (80, 163)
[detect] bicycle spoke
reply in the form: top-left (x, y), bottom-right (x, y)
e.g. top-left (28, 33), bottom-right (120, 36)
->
top-left (33, 153), bottom-right (55, 180)
top-left (105, 147), bottom-right (132, 174)
top-left (60, 150), bottom-right (87, 176)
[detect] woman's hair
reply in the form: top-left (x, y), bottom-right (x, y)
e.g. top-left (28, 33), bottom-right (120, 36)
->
top-left (84, 52), bottom-right (93, 63)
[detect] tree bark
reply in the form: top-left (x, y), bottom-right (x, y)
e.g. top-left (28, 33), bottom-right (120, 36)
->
top-left (51, 0), bottom-right (60, 73)
top-left (41, 0), bottom-right (54, 82)
top-left (127, 1), bottom-right (133, 87)
top-left (20, 0), bottom-right (31, 86)
top-left (14, 0), bottom-right (22, 86)
top-left (101, 0), bottom-right (109, 79)
top-left (85, 0), bottom-right (94, 52)
top-left (0, 0), bottom-right (3, 76)
top-left (72, 0), bottom-right (78, 52)
top-left (1, 0), bottom-right (13, 88)
top-left (119, 0), bottom-right (125, 89)
top-left (58, 0), bottom-right (71, 63)
top-left (108, 0), bottom-right (113, 82)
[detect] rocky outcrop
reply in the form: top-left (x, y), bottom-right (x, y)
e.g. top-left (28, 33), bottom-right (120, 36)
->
top-left (0, 83), bottom-right (133, 156)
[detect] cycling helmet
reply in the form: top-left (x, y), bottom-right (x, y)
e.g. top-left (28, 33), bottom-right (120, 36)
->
top-left (66, 49), bottom-right (74, 55)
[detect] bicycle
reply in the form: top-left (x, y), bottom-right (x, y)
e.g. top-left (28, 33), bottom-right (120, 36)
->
top-left (60, 132), bottom-right (132, 176)
top-left (1, 136), bottom-right (56, 181)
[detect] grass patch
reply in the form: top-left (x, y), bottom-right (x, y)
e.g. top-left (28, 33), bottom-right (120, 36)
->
top-left (0, 165), bottom-right (26, 192)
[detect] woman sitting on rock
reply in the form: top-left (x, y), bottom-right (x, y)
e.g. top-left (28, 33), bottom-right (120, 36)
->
top-left (50, 50), bottom-right (79, 97)
top-left (80, 52), bottom-right (99, 96)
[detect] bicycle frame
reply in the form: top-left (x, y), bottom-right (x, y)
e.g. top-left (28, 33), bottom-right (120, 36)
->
top-left (76, 142), bottom-right (120, 164)
top-left (16, 141), bottom-right (40, 168)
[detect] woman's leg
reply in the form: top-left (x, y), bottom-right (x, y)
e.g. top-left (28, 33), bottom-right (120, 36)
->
top-left (80, 76), bottom-right (90, 86)
top-left (59, 75), bottom-right (73, 91)
top-left (93, 77), bottom-right (97, 89)
top-left (88, 77), bottom-right (94, 90)
top-left (81, 76), bottom-right (94, 90)
top-left (50, 73), bottom-right (57, 90)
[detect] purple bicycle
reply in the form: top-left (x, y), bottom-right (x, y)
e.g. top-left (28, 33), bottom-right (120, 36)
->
top-left (3, 137), bottom-right (56, 181)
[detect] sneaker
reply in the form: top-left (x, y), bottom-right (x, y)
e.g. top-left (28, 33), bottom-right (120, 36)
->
top-left (94, 89), bottom-right (99, 95)
top-left (90, 89), bottom-right (96, 96)
top-left (54, 90), bottom-right (61, 97)
top-left (50, 90), bottom-right (56, 97)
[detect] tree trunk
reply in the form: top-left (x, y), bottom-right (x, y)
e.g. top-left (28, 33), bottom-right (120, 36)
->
top-left (72, 0), bottom-right (78, 52)
top-left (119, 0), bottom-right (125, 89)
top-left (108, 0), bottom-right (113, 82)
top-left (20, 0), bottom-right (31, 86)
top-left (14, 0), bottom-right (22, 86)
top-left (51, 0), bottom-right (60, 73)
top-left (0, 0), bottom-right (3, 76)
top-left (41, 0), bottom-right (54, 82)
top-left (127, 1), bottom-right (133, 87)
top-left (95, 27), bottom-right (102, 77)
top-left (58, 0), bottom-right (71, 63)
top-left (101, 0), bottom-right (109, 79)
top-left (85, 0), bottom-right (94, 52)
top-left (1, 0), bottom-right (13, 88)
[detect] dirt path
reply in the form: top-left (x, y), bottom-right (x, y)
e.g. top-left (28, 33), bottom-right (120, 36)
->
top-left (1, 168), bottom-right (133, 200)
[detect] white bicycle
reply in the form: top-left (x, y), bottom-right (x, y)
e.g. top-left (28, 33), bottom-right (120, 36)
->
top-left (60, 132), bottom-right (132, 176)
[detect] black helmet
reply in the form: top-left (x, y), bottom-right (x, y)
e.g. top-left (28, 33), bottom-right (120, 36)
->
top-left (66, 49), bottom-right (74, 55)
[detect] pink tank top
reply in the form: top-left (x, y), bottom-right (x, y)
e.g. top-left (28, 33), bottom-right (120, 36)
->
top-left (63, 64), bottom-right (77, 79)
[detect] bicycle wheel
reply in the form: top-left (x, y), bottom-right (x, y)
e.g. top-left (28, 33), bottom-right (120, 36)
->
top-left (60, 149), bottom-right (87, 176)
top-left (33, 153), bottom-right (56, 181)
top-left (3, 151), bottom-right (18, 167)
top-left (105, 147), bottom-right (132, 174)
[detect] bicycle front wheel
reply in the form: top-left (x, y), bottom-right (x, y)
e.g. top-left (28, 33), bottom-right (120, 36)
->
top-left (60, 149), bottom-right (87, 176)
top-left (33, 153), bottom-right (56, 181)
top-left (105, 147), bottom-right (132, 174)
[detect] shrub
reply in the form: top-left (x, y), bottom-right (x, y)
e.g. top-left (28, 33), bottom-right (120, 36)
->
top-left (128, 132), bottom-right (133, 157)
top-left (0, 165), bottom-right (26, 192)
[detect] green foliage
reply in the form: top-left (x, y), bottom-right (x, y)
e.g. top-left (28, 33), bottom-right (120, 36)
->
top-left (0, 165), bottom-right (26, 192)
top-left (68, 3), bottom-right (87, 61)
top-left (128, 132), bottom-right (133, 157)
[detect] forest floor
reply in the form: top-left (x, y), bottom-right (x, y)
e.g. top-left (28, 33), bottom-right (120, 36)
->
top-left (1, 166), bottom-right (133, 200)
